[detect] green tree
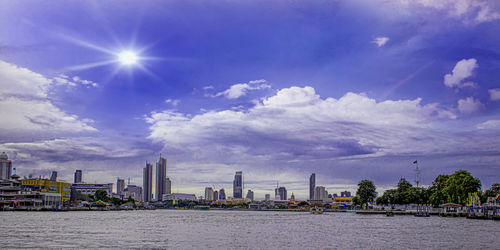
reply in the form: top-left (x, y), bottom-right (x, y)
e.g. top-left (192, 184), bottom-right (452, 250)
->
top-left (429, 174), bottom-right (449, 207)
top-left (443, 170), bottom-right (481, 205)
top-left (356, 180), bottom-right (377, 208)
top-left (94, 189), bottom-right (108, 202)
top-left (298, 201), bottom-right (309, 206)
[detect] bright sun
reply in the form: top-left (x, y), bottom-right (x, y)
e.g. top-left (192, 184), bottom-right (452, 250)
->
top-left (118, 51), bottom-right (138, 65)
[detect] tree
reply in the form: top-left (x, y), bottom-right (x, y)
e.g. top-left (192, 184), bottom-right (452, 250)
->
top-left (94, 189), bottom-right (108, 202)
top-left (356, 180), bottom-right (377, 208)
top-left (298, 201), bottom-right (309, 207)
top-left (429, 174), bottom-right (449, 207)
top-left (443, 170), bottom-right (481, 205)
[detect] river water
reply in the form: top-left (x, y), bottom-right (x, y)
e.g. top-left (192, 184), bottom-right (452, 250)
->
top-left (0, 210), bottom-right (498, 249)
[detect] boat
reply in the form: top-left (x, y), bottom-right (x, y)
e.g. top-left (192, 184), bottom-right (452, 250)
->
top-left (386, 210), bottom-right (394, 216)
top-left (194, 205), bottom-right (210, 210)
top-left (310, 207), bottom-right (324, 214)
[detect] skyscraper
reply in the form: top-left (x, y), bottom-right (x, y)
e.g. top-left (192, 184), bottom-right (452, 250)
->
top-left (50, 171), bottom-right (57, 181)
top-left (246, 190), bottom-right (254, 201)
top-left (205, 187), bottom-right (214, 201)
top-left (117, 178), bottom-right (125, 195)
top-left (309, 173), bottom-right (315, 200)
top-left (233, 171), bottom-right (243, 198)
top-left (165, 177), bottom-right (171, 195)
top-left (275, 186), bottom-right (287, 200)
top-left (156, 155), bottom-right (167, 201)
top-left (265, 194), bottom-right (270, 201)
top-left (213, 190), bottom-right (218, 201)
top-left (314, 186), bottom-right (326, 200)
top-left (0, 152), bottom-right (13, 180)
top-left (219, 188), bottom-right (226, 200)
top-left (74, 170), bottom-right (82, 183)
top-left (143, 162), bottom-right (153, 202)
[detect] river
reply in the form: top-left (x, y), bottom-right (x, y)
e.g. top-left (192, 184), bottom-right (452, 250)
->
top-left (0, 210), bottom-right (498, 249)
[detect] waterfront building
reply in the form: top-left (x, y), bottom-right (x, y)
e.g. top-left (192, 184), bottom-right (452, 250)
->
top-left (50, 171), bottom-right (57, 181)
top-left (246, 190), bottom-right (254, 201)
top-left (143, 162), bottom-right (153, 202)
top-left (116, 178), bottom-right (125, 195)
top-left (156, 155), bottom-right (167, 201)
top-left (0, 152), bottom-right (13, 180)
top-left (213, 190), bottom-right (218, 201)
top-left (205, 187), bottom-right (214, 201)
top-left (165, 177), bottom-right (171, 195)
top-left (162, 193), bottom-right (197, 201)
top-left (21, 179), bottom-right (71, 206)
top-left (124, 184), bottom-right (142, 202)
top-left (275, 186), bottom-right (287, 200)
top-left (341, 191), bottom-right (352, 197)
top-left (309, 173), bottom-right (315, 200)
top-left (71, 183), bottom-right (113, 197)
top-left (74, 170), bottom-right (82, 183)
top-left (265, 194), bottom-right (270, 201)
top-left (219, 188), bottom-right (226, 200)
top-left (314, 186), bottom-right (326, 200)
top-left (233, 171), bottom-right (243, 198)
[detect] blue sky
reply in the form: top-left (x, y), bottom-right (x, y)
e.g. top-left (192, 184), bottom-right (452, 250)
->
top-left (1, 0), bottom-right (499, 199)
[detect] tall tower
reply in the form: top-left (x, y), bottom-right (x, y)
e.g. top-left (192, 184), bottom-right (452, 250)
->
top-left (165, 177), bottom-right (171, 195)
top-left (309, 173), bottom-right (315, 200)
top-left (0, 152), bottom-right (13, 180)
top-left (117, 178), bottom-right (125, 195)
top-left (50, 171), bottom-right (57, 181)
top-left (143, 162), bottom-right (153, 202)
top-left (233, 171), bottom-right (243, 198)
top-left (156, 155), bottom-right (167, 201)
top-left (74, 170), bottom-right (82, 183)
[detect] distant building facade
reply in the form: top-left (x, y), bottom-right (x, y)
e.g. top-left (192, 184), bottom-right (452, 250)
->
top-left (233, 171), bottom-right (243, 198)
top-left (74, 170), bottom-right (82, 183)
top-left (341, 191), bottom-right (352, 197)
top-left (0, 152), bottom-right (13, 180)
top-left (246, 190), bottom-right (254, 201)
top-left (163, 193), bottom-right (197, 201)
top-left (213, 190), bottom-right (218, 201)
top-left (116, 178), bottom-right (125, 195)
top-left (309, 173), bottom-right (315, 200)
top-left (143, 162), bottom-right (153, 202)
top-left (219, 188), bottom-right (226, 200)
top-left (156, 156), bottom-right (167, 201)
top-left (124, 185), bottom-right (142, 202)
top-left (165, 177), bottom-right (171, 195)
top-left (275, 186), bottom-right (287, 200)
top-left (265, 194), bottom-right (270, 201)
top-left (50, 171), bottom-right (57, 181)
top-left (205, 187), bottom-right (214, 201)
top-left (22, 179), bottom-right (71, 205)
top-left (71, 183), bottom-right (113, 197)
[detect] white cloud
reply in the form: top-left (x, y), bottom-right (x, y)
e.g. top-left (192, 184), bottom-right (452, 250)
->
top-left (489, 88), bottom-right (500, 101)
top-left (54, 74), bottom-right (98, 88)
top-left (444, 58), bottom-right (478, 88)
top-left (0, 60), bottom-right (96, 136)
top-left (457, 97), bottom-right (482, 114)
top-left (165, 98), bottom-right (180, 106)
top-left (476, 120), bottom-right (500, 129)
top-left (372, 37), bottom-right (390, 47)
top-left (210, 79), bottom-right (271, 99)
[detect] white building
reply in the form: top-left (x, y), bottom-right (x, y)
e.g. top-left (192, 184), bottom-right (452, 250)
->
top-left (72, 183), bottom-right (113, 197)
top-left (205, 187), bottom-right (214, 201)
top-left (0, 152), bottom-right (13, 180)
top-left (163, 193), bottom-right (197, 201)
top-left (314, 186), bottom-right (327, 200)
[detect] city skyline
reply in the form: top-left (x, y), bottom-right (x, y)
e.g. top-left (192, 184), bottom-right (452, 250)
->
top-left (0, 1), bottom-right (499, 199)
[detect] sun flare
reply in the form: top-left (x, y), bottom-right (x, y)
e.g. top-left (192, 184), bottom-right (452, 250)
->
top-left (118, 51), bottom-right (138, 65)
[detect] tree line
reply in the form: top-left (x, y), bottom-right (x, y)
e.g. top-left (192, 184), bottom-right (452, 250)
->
top-left (354, 170), bottom-right (499, 208)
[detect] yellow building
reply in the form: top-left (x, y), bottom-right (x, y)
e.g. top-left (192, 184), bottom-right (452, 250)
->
top-left (21, 179), bottom-right (71, 205)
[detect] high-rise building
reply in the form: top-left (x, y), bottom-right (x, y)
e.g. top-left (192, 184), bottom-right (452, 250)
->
top-left (341, 191), bottom-right (352, 197)
top-left (204, 187), bottom-right (214, 201)
top-left (0, 152), bottom-right (13, 180)
top-left (233, 171), bottom-right (243, 198)
top-left (219, 188), bottom-right (226, 200)
top-left (74, 170), bottom-right (82, 183)
top-left (265, 194), bottom-right (270, 201)
top-left (314, 186), bottom-right (326, 200)
top-left (50, 171), bottom-right (57, 181)
top-left (165, 177), bottom-right (171, 195)
top-left (143, 162), bottom-right (153, 202)
top-left (275, 186), bottom-right (287, 200)
top-left (246, 190), bottom-right (254, 201)
top-left (117, 178), bottom-right (125, 195)
top-left (213, 190), bottom-right (218, 201)
top-left (309, 173), bottom-right (315, 200)
top-left (156, 155), bottom-right (167, 201)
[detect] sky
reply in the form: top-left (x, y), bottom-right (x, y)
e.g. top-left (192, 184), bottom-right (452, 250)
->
top-left (0, 0), bottom-right (499, 199)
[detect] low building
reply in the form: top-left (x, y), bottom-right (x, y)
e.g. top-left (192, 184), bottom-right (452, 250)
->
top-left (124, 185), bottom-right (142, 202)
top-left (163, 193), bottom-right (197, 201)
top-left (71, 183), bottom-right (113, 197)
top-left (21, 179), bottom-right (71, 206)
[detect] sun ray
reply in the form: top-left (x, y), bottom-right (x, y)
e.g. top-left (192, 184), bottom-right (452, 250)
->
top-left (59, 34), bottom-right (116, 55)
top-left (65, 60), bottom-right (118, 71)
